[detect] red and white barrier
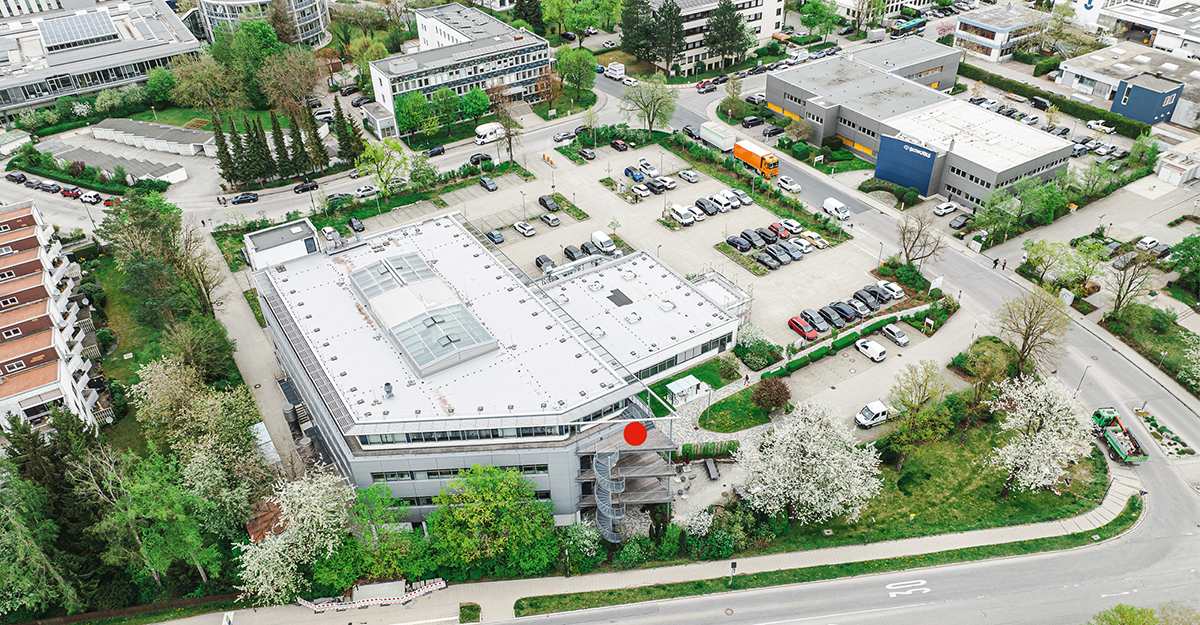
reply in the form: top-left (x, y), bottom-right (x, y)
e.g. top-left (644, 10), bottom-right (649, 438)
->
top-left (297, 580), bottom-right (446, 613)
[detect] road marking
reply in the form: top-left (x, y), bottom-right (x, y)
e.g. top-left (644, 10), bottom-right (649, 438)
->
top-left (745, 602), bottom-right (942, 625)
top-left (1100, 592), bottom-right (1130, 598)
top-left (385, 618), bottom-right (457, 625)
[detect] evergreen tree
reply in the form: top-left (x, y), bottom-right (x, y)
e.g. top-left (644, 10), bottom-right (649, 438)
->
top-left (256, 119), bottom-right (276, 182)
top-left (304, 113), bottom-right (330, 173)
top-left (346, 117), bottom-right (367, 164)
top-left (333, 97), bottom-right (354, 163)
top-left (652, 0), bottom-right (685, 71)
top-left (238, 115), bottom-right (261, 184)
top-left (288, 118), bottom-right (311, 175)
top-left (229, 117), bottom-right (249, 188)
top-left (270, 111), bottom-right (292, 179)
top-left (704, 0), bottom-right (754, 68)
top-left (621, 0), bottom-right (654, 63)
top-left (513, 0), bottom-right (545, 32)
top-left (211, 114), bottom-right (238, 189)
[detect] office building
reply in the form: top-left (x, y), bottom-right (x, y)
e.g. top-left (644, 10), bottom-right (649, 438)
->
top-left (197, 0), bottom-right (329, 47)
top-left (954, 3), bottom-right (1049, 63)
top-left (0, 0), bottom-right (200, 124)
top-left (368, 4), bottom-right (550, 138)
top-left (647, 0), bottom-right (786, 75)
top-left (766, 56), bottom-right (1072, 207)
top-left (1098, 0), bottom-right (1200, 56)
top-left (1056, 43), bottom-right (1200, 125)
top-left (250, 213), bottom-right (745, 539)
top-left (851, 37), bottom-right (961, 92)
top-left (0, 202), bottom-right (105, 432)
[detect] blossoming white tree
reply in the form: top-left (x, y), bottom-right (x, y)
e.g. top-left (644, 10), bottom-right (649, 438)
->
top-left (984, 375), bottom-right (1093, 498)
top-left (735, 403), bottom-right (882, 523)
top-left (1180, 333), bottom-right (1200, 391)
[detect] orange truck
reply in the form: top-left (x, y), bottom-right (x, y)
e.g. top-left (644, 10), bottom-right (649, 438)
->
top-left (733, 141), bottom-right (779, 179)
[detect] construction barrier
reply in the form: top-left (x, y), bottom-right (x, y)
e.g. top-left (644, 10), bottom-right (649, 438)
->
top-left (296, 579), bottom-right (446, 613)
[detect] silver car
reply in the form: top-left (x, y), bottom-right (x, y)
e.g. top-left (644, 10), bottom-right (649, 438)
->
top-left (881, 323), bottom-right (909, 347)
top-left (679, 170), bottom-right (700, 183)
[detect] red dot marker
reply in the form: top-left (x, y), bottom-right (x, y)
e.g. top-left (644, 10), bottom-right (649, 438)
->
top-left (623, 422), bottom-right (647, 446)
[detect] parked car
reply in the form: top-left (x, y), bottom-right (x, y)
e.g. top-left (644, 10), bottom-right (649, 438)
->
top-left (540, 213), bottom-right (560, 227)
top-left (855, 401), bottom-right (890, 429)
top-left (679, 170), bottom-right (700, 183)
top-left (479, 176), bottom-right (498, 192)
top-left (791, 237), bottom-right (814, 254)
top-left (777, 175), bottom-right (801, 193)
top-left (855, 339), bottom-right (887, 362)
top-left (350, 96), bottom-right (375, 107)
top-left (631, 184), bottom-right (650, 198)
top-left (553, 130), bottom-right (576, 142)
top-left (638, 157), bottom-right (659, 177)
top-left (294, 180), bottom-right (318, 193)
top-left (841, 297), bottom-right (869, 317)
top-left (564, 245), bottom-right (585, 261)
top-left (23, 178), bottom-right (41, 188)
top-left (948, 214), bottom-right (973, 230)
top-left (788, 316), bottom-right (818, 340)
top-left (321, 226), bottom-right (338, 241)
top-left (740, 229), bottom-right (766, 249)
top-left (328, 192), bottom-right (353, 204)
top-left (697, 83), bottom-right (717, 94)
top-left (623, 77), bottom-right (639, 87)
top-left (539, 195), bottom-right (560, 211)
top-left (1087, 120), bottom-right (1116, 134)
top-left (1134, 236), bottom-right (1159, 251)
top-left (536, 255), bottom-right (556, 271)
top-left (578, 148), bottom-right (596, 160)
top-left (1151, 243), bottom-right (1172, 258)
top-left (5, 172), bottom-right (25, 183)
top-left (469, 153), bottom-right (492, 165)
top-left (624, 166), bottom-right (644, 182)
top-left (764, 125), bottom-right (785, 138)
top-left (777, 240), bottom-right (805, 261)
top-left (1112, 252), bottom-right (1140, 270)
top-left (1053, 127), bottom-right (1070, 137)
top-left (731, 189), bottom-right (753, 205)
top-left (881, 323), bottom-right (909, 346)
top-left (733, 70), bottom-right (748, 78)
top-left (695, 197), bottom-right (719, 215)
top-left (765, 244), bottom-right (792, 266)
top-left (60, 186), bottom-right (81, 198)
top-left (103, 196), bottom-right (123, 206)
top-left (348, 217), bottom-right (365, 232)
top-left (756, 252), bottom-right (781, 270)
top-left (683, 125), bottom-right (700, 139)
top-left (230, 192), bottom-right (258, 204)
top-left (801, 308), bottom-right (829, 332)
top-left (744, 93), bottom-right (766, 105)
top-left (645, 179), bottom-right (666, 194)
top-left (863, 284), bottom-right (892, 304)
top-left (877, 280), bottom-right (906, 300)
top-left (514, 222), bottom-right (535, 237)
top-left (741, 116), bottom-right (764, 128)
top-left (818, 306), bottom-right (846, 329)
top-left (768, 223), bottom-right (791, 239)
top-left (749, 64), bottom-right (769, 75)
top-left (339, 85), bottom-right (360, 96)
top-left (349, 168), bottom-right (368, 179)
top-left (482, 229), bottom-right (503, 244)
top-left (655, 176), bottom-right (677, 189)
top-left (934, 201), bottom-right (959, 216)
top-left (800, 231), bottom-right (829, 248)
top-left (354, 185), bottom-right (377, 198)
top-left (79, 191), bottom-right (102, 204)
top-left (854, 289), bottom-right (881, 311)
top-left (611, 139), bottom-right (629, 151)
top-left (829, 301), bottom-right (858, 321)
top-left (837, 25), bottom-right (855, 35)
top-left (425, 145), bottom-right (445, 157)
top-left (755, 227), bottom-right (778, 244)
top-left (560, 31), bottom-right (577, 41)
top-left (685, 205), bottom-right (706, 222)
top-left (726, 235), bottom-right (751, 252)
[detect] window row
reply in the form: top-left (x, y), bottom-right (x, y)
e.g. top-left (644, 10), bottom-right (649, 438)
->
top-left (905, 66), bottom-right (943, 80)
top-left (634, 332), bottom-right (732, 380)
top-left (806, 111), bottom-right (824, 125)
top-left (681, 0), bottom-right (764, 23)
top-left (837, 117), bottom-right (877, 138)
top-left (359, 424), bottom-right (581, 446)
top-left (371, 464), bottom-right (550, 483)
top-left (947, 164), bottom-right (994, 190)
top-left (394, 490), bottom-right (551, 507)
top-left (943, 182), bottom-right (981, 207)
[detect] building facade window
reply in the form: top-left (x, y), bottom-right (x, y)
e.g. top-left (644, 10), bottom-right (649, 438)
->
top-left (5, 361), bottom-right (25, 372)
top-left (2, 328), bottom-right (21, 339)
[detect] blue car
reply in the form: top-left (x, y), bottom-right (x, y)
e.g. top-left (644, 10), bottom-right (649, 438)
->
top-left (725, 236), bottom-right (751, 252)
top-left (624, 166), bottom-right (644, 182)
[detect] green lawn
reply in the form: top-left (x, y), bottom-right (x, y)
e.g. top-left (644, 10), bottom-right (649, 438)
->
top-left (550, 193), bottom-right (590, 221)
top-left (714, 241), bottom-right (769, 276)
top-left (213, 229), bottom-right (247, 272)
top-left (459, 603), bottom-right (481, 624)
top-left (1105, 303), bottom-right (1200, 396)
top-left (648, 357), bottom-right (731, 406)
top-left (1165, 283), bottom-right (1198, 308)
top-left (533, 90), bottom-right (597, 121)
top-left (244, 289), bottom-right (266, 327)
top-left (74, 600), bottom-right (244, 625)
top-left (104, 411), bottom-right (148, 457)
top-left (94, 257), bottom-right (160, 385)
top-left (698, 384), bottom-right (772, 433)
top-left (402, 114), bottom-right (500, 152)
top-left (128, 108), bottom-right (295, 133)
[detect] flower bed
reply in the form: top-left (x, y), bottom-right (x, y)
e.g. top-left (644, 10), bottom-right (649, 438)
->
top-left (714, 242), bottom-right (769, 276)
top-left (550, 193), bottom-right (590, 221)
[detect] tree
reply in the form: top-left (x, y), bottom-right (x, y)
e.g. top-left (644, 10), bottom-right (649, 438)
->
top-left (720, 74), bottom-right (746, 119)
top-left (737, 403), bottom-right (882, 523)
top-left (145, 67), bottom-right (176, 105)
top-left (621, 0), bottom-right (654, 62)
top-left (461, 87), bottom-right (492, 127)
top-left (170, 54), bottom-right (245, 125)
top-left (618, 72), bottom-right (678, 139)
top-left (333, 98), bottom-right (354, 163)
top-left (1128, 132), bottom-right (1160, 167)
top-left (704, 0), bottom-right (755, 68)
top-left (258, 47), bottom-right (322, 117)
top-left (513, 0), bottom-right (545, 32)
top-left (970, 80), bottom-right (986, 99)
top-left (288, 118), bottom-right (311, 175)
top-left (543, 0), bottom-right (572, 35)
top-left (565, 0), bottom-right (602, 48)
top-left (181, 451), bottom-right (255, 542)
top-left (1063, 239), bottom-right (1108, 286)
top-left (799, 0), bottom-right (838, 41)
top-left (255, 119), bottom-right (276, 183)
top-left (355, 138), bottom-right (408, 197)
top-left (1105, 251), bottom-right (1155, 319)
top-left (266, 0), bottom-right (298, 44)
top-left (492, 88), bottom-right (523, 163)
top-left (995, 289), bottom-right (1071, 372)
top-left (1084, 604), bottom-right (1160, 625)
top-left (396, 91), bottom-right (431, 136)
top-left (1045, 2), bottom-right (1075, 49)
top-left (431, 87), bottom-right (462, 125)
top-left (785, 118), bottom-right (814, 144)
top-left (1021, 238), bottom-right (1069, 282)
top-left (1043, 104), bottom-right (1062, 127)
top-left (160, 317), bottom-right (235, 383)
top-left (210, 20), bottom-right (287, 109)
top-left (1173, 234), bottom-right (1200, 300)
top-left (0, 458), bottom-right (83, 616)
top-left (887, 359), bottom-right (950, 417)
top-left (984, 376), bottom-right (1092, 498)
top-left (897, 206), bottom-right (946, 266)
top-left (751, 377), bottom-right (791, 412)
top-left (96, 188), bottom-right (183, 266)
top-left (1157, 601), bottom-right (1198, 625)
top-left (408, 153), bottom-right (440, 190)
top-left (1079, 159), bottom-right (1116, 199)
top-left (556, 46), bottom-right (597, 102)
top-left (303, 114), bottom-right (329, 173)
top-left (889, 406), bottom-right (952, 472)
top-left (427, 465), bottom-right (558, 575)
top-left (852, 0), bottom-right (885, 28)
top-left (270, 111), bottom-right (292, 179)
top-left (651, 0), bottom-right (685, 69)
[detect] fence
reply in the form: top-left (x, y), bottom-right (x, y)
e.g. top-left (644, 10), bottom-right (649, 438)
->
top-left (295, 579), bottom-right (446, 614)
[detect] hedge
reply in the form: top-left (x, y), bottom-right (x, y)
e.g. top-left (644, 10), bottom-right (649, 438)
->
top-left (761, 367), bottom-right (788, 379)
top-left (69, 242), bottom-right (101, 262)
top-left (676, 440), bottom-right (740, 461)
top-left (786, 356), bottom-right (810, 372)
top-left (10, 161), bottom-right (130, 195)
top-left (1033, 57), bottom-right (1062, 77)
top-left (832, 332), bottom-right (860, 350)
top-left (958, 63), bottom-right (1150, 138)
top-left (808, 346), bottom-right (830, 362)
top-left (861, 315), bottom-right (899, 336)
top-left (791, 144), bottom-right (811, 160)
top-left (789, 34), bottom-right (821, 46)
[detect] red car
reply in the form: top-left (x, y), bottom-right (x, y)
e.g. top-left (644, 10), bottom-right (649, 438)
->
top-left (769, 223), bottom-right (791, 239)
top-left (104, 196), bottom-right (123, 207)
top-left (788, 316), bottom-right (818, 341)
top-left (696, 79), bottom-right (713, 89)
top-left (60, 186), bottom-right (81, 198)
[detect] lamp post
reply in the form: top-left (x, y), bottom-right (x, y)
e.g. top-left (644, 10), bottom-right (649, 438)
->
top-left (520, 190), bottom-right (526, 221)
top-left (877, 241), bottom-right (884, 267)
top-left (1075, 365), bottom-right (1091, 393)
top-left (151, 105), bottom-right (157, 122)
top-left (657, 244), bottom-right (662, 258)
top-left (1097, 213), bottom-right (1106, 232)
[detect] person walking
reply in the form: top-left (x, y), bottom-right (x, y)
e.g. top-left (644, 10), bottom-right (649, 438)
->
top-left (993, 258), bottom-right (999, 270)
top-left (744, 374), bottom-right (749, 386)
top-left (1002, 259), bottom-right (1007, 270)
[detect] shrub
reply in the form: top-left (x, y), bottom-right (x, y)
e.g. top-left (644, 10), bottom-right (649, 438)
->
top-left (751, 377), bottom-right (791, 412)
top-left (808, 346), bottom-right (830, 361)
top-left (785, 356), bottom-right (809, 372)
top-left (792, 144), bottom-right (811, 160)
top-left (1107, 321), bottom-right (1127, 336)
top-left (901, 191), bottom-right (919, 206)
top-left (821, 136), bottom-right (844, 150)
top-left (96, 328), bottom-right (116, 355)
top-left (78, 282), bottom-right (106, 307)
top-left (616, 537), bottom-right (652, 569)
top-left (1148, 307), bottom-right (1177, 334)
top-left (819, 146), bottom-right (833, 162)
top-left (832, 331), bottom-right (860, 350)
top-left (1033, 57), bottom-right (1062, 77)
top-left (949, 352), bottom-right (970, 372)
top-left (657, 524), bottom-right (684, 559)
top-left (719, 352), bottom-right (741, 380)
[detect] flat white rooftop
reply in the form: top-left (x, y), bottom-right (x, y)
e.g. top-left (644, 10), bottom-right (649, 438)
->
top-left (547, 251), bottom-right (737, 367)
top-left (886, 98), bottom-right (1072, 172)
top-left (254, 213), bottom-right (629, 438)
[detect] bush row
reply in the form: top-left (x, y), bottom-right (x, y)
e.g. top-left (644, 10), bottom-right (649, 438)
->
top-left (1033, 57), bottom-right (1063, 77)
top-left (958, 63), bottom-right (1150, 138)
top-left (673, 440), bottom-right (740, 461)
top-left (831, 331), bottom-right (860, 350)
top-left (9, 160), bottom-right (130, 195)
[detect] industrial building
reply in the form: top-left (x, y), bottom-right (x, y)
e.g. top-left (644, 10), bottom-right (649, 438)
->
top-left (646, 0), bottom-right (787, 76)
top-left (197, 0), bottom-right (329, 47)
top-left (0, 0), bottom-right (200, 124)
top-left (368, 4), bottom-right (550, 139)
top-left (250, 213), bottom-right (746, 540)
top-left (1056, 43), bottom-right (1200, 125)
top-left (765, 56), bottom-right (1072, 207)
top-left (954, 3), bottom-right (1049, 63)
top-left (851, 37), bottom-right (961, 92)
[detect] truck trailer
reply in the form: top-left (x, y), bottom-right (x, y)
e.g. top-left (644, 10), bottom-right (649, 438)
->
top-left (1092, 407), bottom-right (1148, 463)
top-left (699, 122), bottom-right (736, 152)
top-left (733, 140), bottom-right (780, 179)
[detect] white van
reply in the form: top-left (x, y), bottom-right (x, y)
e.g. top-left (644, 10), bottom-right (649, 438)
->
top-left (854, 401), bottom-right (889, 428)
top-left (669, 204), bottom-right (695, 226)
top-left (591, 231), bottom-right (617, 254)
top-left (822, 197), bottom-right (850, 221)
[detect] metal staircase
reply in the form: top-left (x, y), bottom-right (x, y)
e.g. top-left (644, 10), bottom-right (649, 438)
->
top-left (593, 450), bottom-right (625, 543)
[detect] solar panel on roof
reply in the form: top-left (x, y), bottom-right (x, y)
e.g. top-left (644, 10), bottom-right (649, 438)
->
top-left (37, 11), bottom-right (119, 52)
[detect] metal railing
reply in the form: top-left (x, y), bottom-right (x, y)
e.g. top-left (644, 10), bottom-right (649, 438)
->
top-left (593, 449), bottom-right (625, 543)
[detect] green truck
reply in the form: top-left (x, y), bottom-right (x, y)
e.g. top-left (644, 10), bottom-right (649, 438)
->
top-left (1092, 407), bottom-right (1149, 463)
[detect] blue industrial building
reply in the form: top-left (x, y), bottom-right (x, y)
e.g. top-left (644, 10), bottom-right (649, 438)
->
top-left (1110, 73), bottom-right (1184, 125)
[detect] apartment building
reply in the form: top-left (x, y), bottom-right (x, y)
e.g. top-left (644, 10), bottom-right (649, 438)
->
top-left (0, 0), bottom-right (200, 124)
top-left (0, 202), bottom-right (104, 432)
top-left (954, 3), bottom-right (1049, 63)
top-left (648, 0), bottom-right (786, 75)
top-left (367, 3), bottom-right (550, 138)
top-left (198, 0), bottom-right (329, 47)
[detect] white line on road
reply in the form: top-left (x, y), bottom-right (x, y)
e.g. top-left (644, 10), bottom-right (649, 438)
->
top-left (744, 601), bottom-right (944, 625)
top-left (385, 618), bottom-right (457, 625)
top-left (1100, 592), bottom-right (1130, 598)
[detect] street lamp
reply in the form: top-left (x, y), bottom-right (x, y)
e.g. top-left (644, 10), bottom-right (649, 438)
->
top-left (151, 105), bottom-right (157, 122)
top-left (877, 241), bottom-right (884, 267)
top-left (657, 244), bottom-right (662, 257)
top-left (1075, 365), bottom-right (1091, 392)
top-left (520, 190), bottom-right (526, 221)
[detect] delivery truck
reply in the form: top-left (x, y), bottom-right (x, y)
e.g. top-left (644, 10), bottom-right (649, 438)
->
top-left (699, 122), bottom-right (736, 152)
top-left (604, 62), bottom-right (625, 80)
top-left (867, 28), bottom-right (886, 42)
top-left (1092, 407), bottom-right (1148, 463)
top-left (733, 140), bottom-right (780, 179)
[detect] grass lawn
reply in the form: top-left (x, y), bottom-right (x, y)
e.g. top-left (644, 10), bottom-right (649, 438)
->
top-left (213, 229), bottom-right (247, 272)
top-left (595, 50), bottom-right (651, 75)
top-left (550, 192), bottom-right (590, 221)
top-left (128, 108), bottom-right (295, 133)
top-left (648, 357), bottom-right (732, 407)
top-left (104, 412), bottom-right (148, 457)
top-left (1165, 283), bottom-right (1198, 308)
top-left (533, 90), bottom-right (597, 121)
top-left (402, 114), bottom-right (500, 152)
top-left (244, 289), bottom-right (266, 327)
top-left (698, 385), bottom-right (772, 432)
top-left (1104, 303), bottom-right (1200, 396)
top-left (459, 603), bottom-right (481, 624)
top-left (714, 241), bottom-right (769, 276)
top-left (94, 256), bottom-right (160, 385)
top-left (806, 154), bottom-right (877, 175)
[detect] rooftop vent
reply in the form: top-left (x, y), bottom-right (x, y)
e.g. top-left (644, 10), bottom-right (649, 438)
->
top-left (658, 301), bottom-right (676, 312)
top-left (593, 326), bottom-right (606, 337)
top-left (624, 312), bottom-right (641, 324)
top-left (1162, 62), bottom-right (1180, 71)
top-left (588, 281), bottom-right (604, 292)
top-left (1134, 55), bottom-right (1152, 63)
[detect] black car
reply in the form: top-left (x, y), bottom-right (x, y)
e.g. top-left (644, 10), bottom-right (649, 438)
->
top-left (425, 145), bottom-right (445, 157)
top-left (864, 284), bottom-right (892, 304)
top-left (828, 45), bottom-right (842, 55)
top-left (561, 31), bottom-right (577, 41)
top-left (611, 139), bottom-right (628, 151)
top-left (766, 61), bottom-right (785, 71)
top-left (777, 240), bottom-right (805, 261)
top-left (581, 241), bottom-right (602, 256)
top-left (469, 153), bottom-right (492, 165)
top-left (351, 96), bottom-right (375, 107)
top-left (763, 125), bottom-right (784, 138)
top-left (294, 180), bottom-right (318, 193)
top-left (23, 178), bottom-right (40, 188)
top-left (486, 229), bottom-right (505, 244)
top-left (683, 125), bottom-right (700, 140)
top-left (854, 289), bottom-right (881, 311)
top-left (574, 125), bottom-right (590, 136)
top-left (837, 25), bottom-right (855, 35)
top-left (5, 172), bottom-right (25, 183)
top-left (740, 229), bottom-right (766, 249)
top-left (230, 193), bottom-right (258, 205)
top-left (695, 197), bottom-right (719, 216)
top-left (726, 235), bottom-right (751, 252)
top-left (348, 217), bottom-right (365, 232)
top-left (749, 64), bottom-right (769, 75)
top-left (1054, 127), bottom-right (1070, 137)
top-left (765, 244), bottom-right (792, 266)
top-left (801, 308), bottom-right (829, 332)
top-left (339, 85), bottom-right (360, 96)
top-left (967, 96), bottom-right (987, 105)
top-left (38, 182), bottom-right (61, 193)
top-left (741, 117), bottom-right (763, 129)
top-left (479, 176), bottom-right (498, 192)
top-left (948, 214), bottom-right (973, 229)
top-left (564, 245), bottom-right (585, 261)
top-left (756, 252), bottom-right (781, 270)
top-left (819, 306), bottom-right (846, 329)
top-left (645, 179), bottom-right (666, 194)
top-left (755, 227), bottom-right (778, 244)
top-left (712, 74), bottom-right (729, 85)
top-left (578, 148), bottom-right (596, 160)
top-left (536, 255), bottom-right (556, 271)
top-left (830, 301), bottom-right (858, 321)
top-left (538, 195), bottom-right (559, 211)
top-left (328, 192), bottom-right (353, 204)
